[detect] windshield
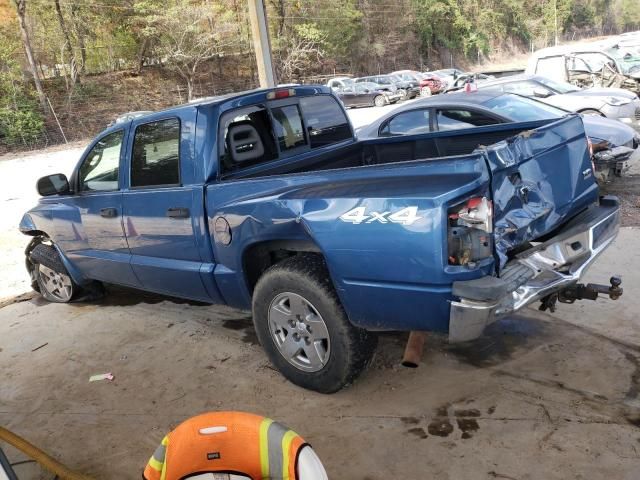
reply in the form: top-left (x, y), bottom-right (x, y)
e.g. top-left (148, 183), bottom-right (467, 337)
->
top-left (606, 46), bottom-right (640, 74)
top-left (482, 94), bottom-right (566, 122)
top-left (536, 76), bottom-right (581, 94)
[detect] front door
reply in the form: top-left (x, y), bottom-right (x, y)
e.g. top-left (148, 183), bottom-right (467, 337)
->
top-left (121, 114), bottom-right (215, 302)
top-left (54, 129), bottom-right (140, 286)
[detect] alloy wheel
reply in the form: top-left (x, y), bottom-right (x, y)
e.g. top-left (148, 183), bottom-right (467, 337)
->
top-left (268, 292), bottom-right (331, 372)
top-left (38, 264), bottom-right (73, 302)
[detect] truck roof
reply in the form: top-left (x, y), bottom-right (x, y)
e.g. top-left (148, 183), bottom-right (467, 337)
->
top-left (99, 85), bottom-right (333, 136)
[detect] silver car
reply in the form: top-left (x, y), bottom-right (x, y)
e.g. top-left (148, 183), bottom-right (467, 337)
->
top-left (477, 74), bottom-right (640, 130)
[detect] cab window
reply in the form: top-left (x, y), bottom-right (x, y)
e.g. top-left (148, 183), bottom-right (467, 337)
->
top-left (299, 96), bottom-right (351, 148)
top-left (78, 130), bottom-right (124, 192)
top-left (271, 104), bottom-right (307, 152)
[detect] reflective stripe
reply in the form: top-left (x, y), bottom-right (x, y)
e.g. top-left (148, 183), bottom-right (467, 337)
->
top-left (147, 456), bottom-right (163, 472)
top-left (259, 418), bottom-right (274, 478)
top-left (281, 430), bottom-right (298, 480)
top-left (160, 436), bottom-right (169, 480)
top-left (152, 443), bottom-right (166, 464)
top-left (267, 421), bottom-right (288, 478)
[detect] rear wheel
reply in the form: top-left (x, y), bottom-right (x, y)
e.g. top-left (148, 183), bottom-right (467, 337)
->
top-left (252, 254), bottom-right (377, 393)
top-left (373, 95), bottom-right (386, 107)
top-left (421, 86), bottom-right (432, 97)
top-left (398, 88), bottom-right (408, 101)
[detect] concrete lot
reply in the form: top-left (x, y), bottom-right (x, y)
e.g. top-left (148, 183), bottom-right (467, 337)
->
top-left (2, 102), bottom-right (640, 478)
top-left (1, 231), bottom-right (639, 479)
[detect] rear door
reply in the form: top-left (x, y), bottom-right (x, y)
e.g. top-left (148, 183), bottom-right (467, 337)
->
top-left (121, 111), bottom-right (216, 302)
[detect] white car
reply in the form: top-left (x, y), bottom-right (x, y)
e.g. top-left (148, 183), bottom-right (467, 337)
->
top-left (477, 74), bottom-right (640, 130)
top-left (526, 44), bottom-right (640, 93)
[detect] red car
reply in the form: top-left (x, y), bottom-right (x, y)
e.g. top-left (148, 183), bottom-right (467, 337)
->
top-left (419, 72), bottom-right (445, 95)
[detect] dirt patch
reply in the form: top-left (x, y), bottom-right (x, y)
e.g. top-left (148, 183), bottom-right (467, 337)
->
top-left (601, 166), bottom-right (640, 227)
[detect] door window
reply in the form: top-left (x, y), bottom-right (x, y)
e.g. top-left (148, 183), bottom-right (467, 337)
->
top-left (79, 130), bottom-right (124, 192)
top-left (380, 109), bottom-right (431, 136)
top-left (436, 109), bottom-right (500, 130)
top-left (131, 118), bottom-right (180, 188)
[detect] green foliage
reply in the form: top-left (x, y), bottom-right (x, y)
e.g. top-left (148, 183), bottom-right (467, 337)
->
top-left (0, 26), bottom-right (43, 146)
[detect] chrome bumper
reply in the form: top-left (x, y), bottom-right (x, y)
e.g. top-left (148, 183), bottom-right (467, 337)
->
top-left (449, 197), bottom-right (620, 343)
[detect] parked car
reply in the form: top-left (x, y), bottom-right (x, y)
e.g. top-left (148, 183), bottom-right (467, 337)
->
top-left (433, 68), bottom-right (464, 87)
top-left (356, 74), bottom-right (418, 100)
top-left (326, 76), bottom-right (355, 90)
top-left (419, 72), bottom-right (445, 96)
top-left (21, 86), bottom-right (622, 393)
top-left (356, 90), bottom-right (639, 183)
top-left (526, 44), bottom-right (640, 93)
top-left (445, 72), bottom-right (494, 91)
top-left (477, 74), bottom-right (640, 130)
top-left (337, 82), bottom-right (401, 107)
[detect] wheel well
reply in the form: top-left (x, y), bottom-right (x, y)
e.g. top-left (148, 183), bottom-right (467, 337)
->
top-left (243, 240), bottom-right (322, 293)
top-left (578, 108), bottom-right (604, 116)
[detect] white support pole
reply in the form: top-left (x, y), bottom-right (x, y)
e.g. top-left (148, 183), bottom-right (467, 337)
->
top-left (248, 0), bottom-right (276, 88)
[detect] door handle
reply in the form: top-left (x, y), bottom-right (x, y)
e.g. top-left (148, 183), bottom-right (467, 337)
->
top-left (166, 207), bottom-right (190, 219)
top-left (100, 207), bottom-right (118, 218)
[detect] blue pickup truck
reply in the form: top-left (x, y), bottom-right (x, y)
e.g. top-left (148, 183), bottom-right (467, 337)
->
top-left (21, 86), bottom-right (622, 392)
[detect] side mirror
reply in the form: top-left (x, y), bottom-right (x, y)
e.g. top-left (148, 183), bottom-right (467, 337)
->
top-left (532, 87), bottom-right (552, 98)
top-left (37, 173), bottom-right (70, 196)
top-left (364, 89), bottom-right (370, 93)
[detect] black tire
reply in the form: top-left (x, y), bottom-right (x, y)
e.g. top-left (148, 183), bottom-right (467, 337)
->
top-left (30, 243), bottom-right (78, 303)
top-left (252, 254), bottom-right (378, 393)
top-left (373, 95), bottom-right (386, 107)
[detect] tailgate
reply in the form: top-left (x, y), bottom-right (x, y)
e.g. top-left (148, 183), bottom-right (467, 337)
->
top-left (481, 115), bottom-right (599, 270)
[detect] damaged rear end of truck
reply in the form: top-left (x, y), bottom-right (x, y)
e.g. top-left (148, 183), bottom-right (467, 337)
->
top-left (449, 114), bottom-right (622, 341)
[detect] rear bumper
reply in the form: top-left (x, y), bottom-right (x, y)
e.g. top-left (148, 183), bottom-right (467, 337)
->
top-left (449, 196), bottom-right (620, 342)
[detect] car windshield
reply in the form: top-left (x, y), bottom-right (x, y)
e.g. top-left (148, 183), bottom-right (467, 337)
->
top-left (536, 76), bottom-right (581, 94)
top-left (606, 46), bottom-right (640, 74)
top-left (377, 77), bottom-right (392, 84)
top-left (482, 94), bottom-right (566, 122)
top-left (389, 75), bottom-right (403, 82)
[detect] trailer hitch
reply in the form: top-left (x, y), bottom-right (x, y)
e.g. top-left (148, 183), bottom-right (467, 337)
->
top-left (539, 276), bottom-right (623, 312)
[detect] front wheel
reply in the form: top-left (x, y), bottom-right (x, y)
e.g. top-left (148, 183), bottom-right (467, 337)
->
top-left (252, 254), bottom-right (377, 393)
top-left (373, 95), bottom-right (386, 107)
top-left (398, 88), bottom-right (408, 101)
top-left (30, 243), bottom-right (78, 303)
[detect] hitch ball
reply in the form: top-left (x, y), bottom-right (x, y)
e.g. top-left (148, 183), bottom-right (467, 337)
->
top-left (608, 275), bottom-right (623, 300)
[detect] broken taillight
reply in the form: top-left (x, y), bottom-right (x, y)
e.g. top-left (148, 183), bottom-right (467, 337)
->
top-left (448, 196), bottom-right (493, 266)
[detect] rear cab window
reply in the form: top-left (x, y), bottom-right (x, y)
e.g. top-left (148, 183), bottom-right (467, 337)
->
top-left (219, 94), bottom-right (352, 176)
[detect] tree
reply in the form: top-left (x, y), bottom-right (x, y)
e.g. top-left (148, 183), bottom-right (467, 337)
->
top-left (54, 0), bottom-right (80, 89)
top-left (12, 0), bottom-right (46, 111)
top-left (140, 1), bottom-right (236, 101)
top-left (0, 25), bottom-right (44, 146)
